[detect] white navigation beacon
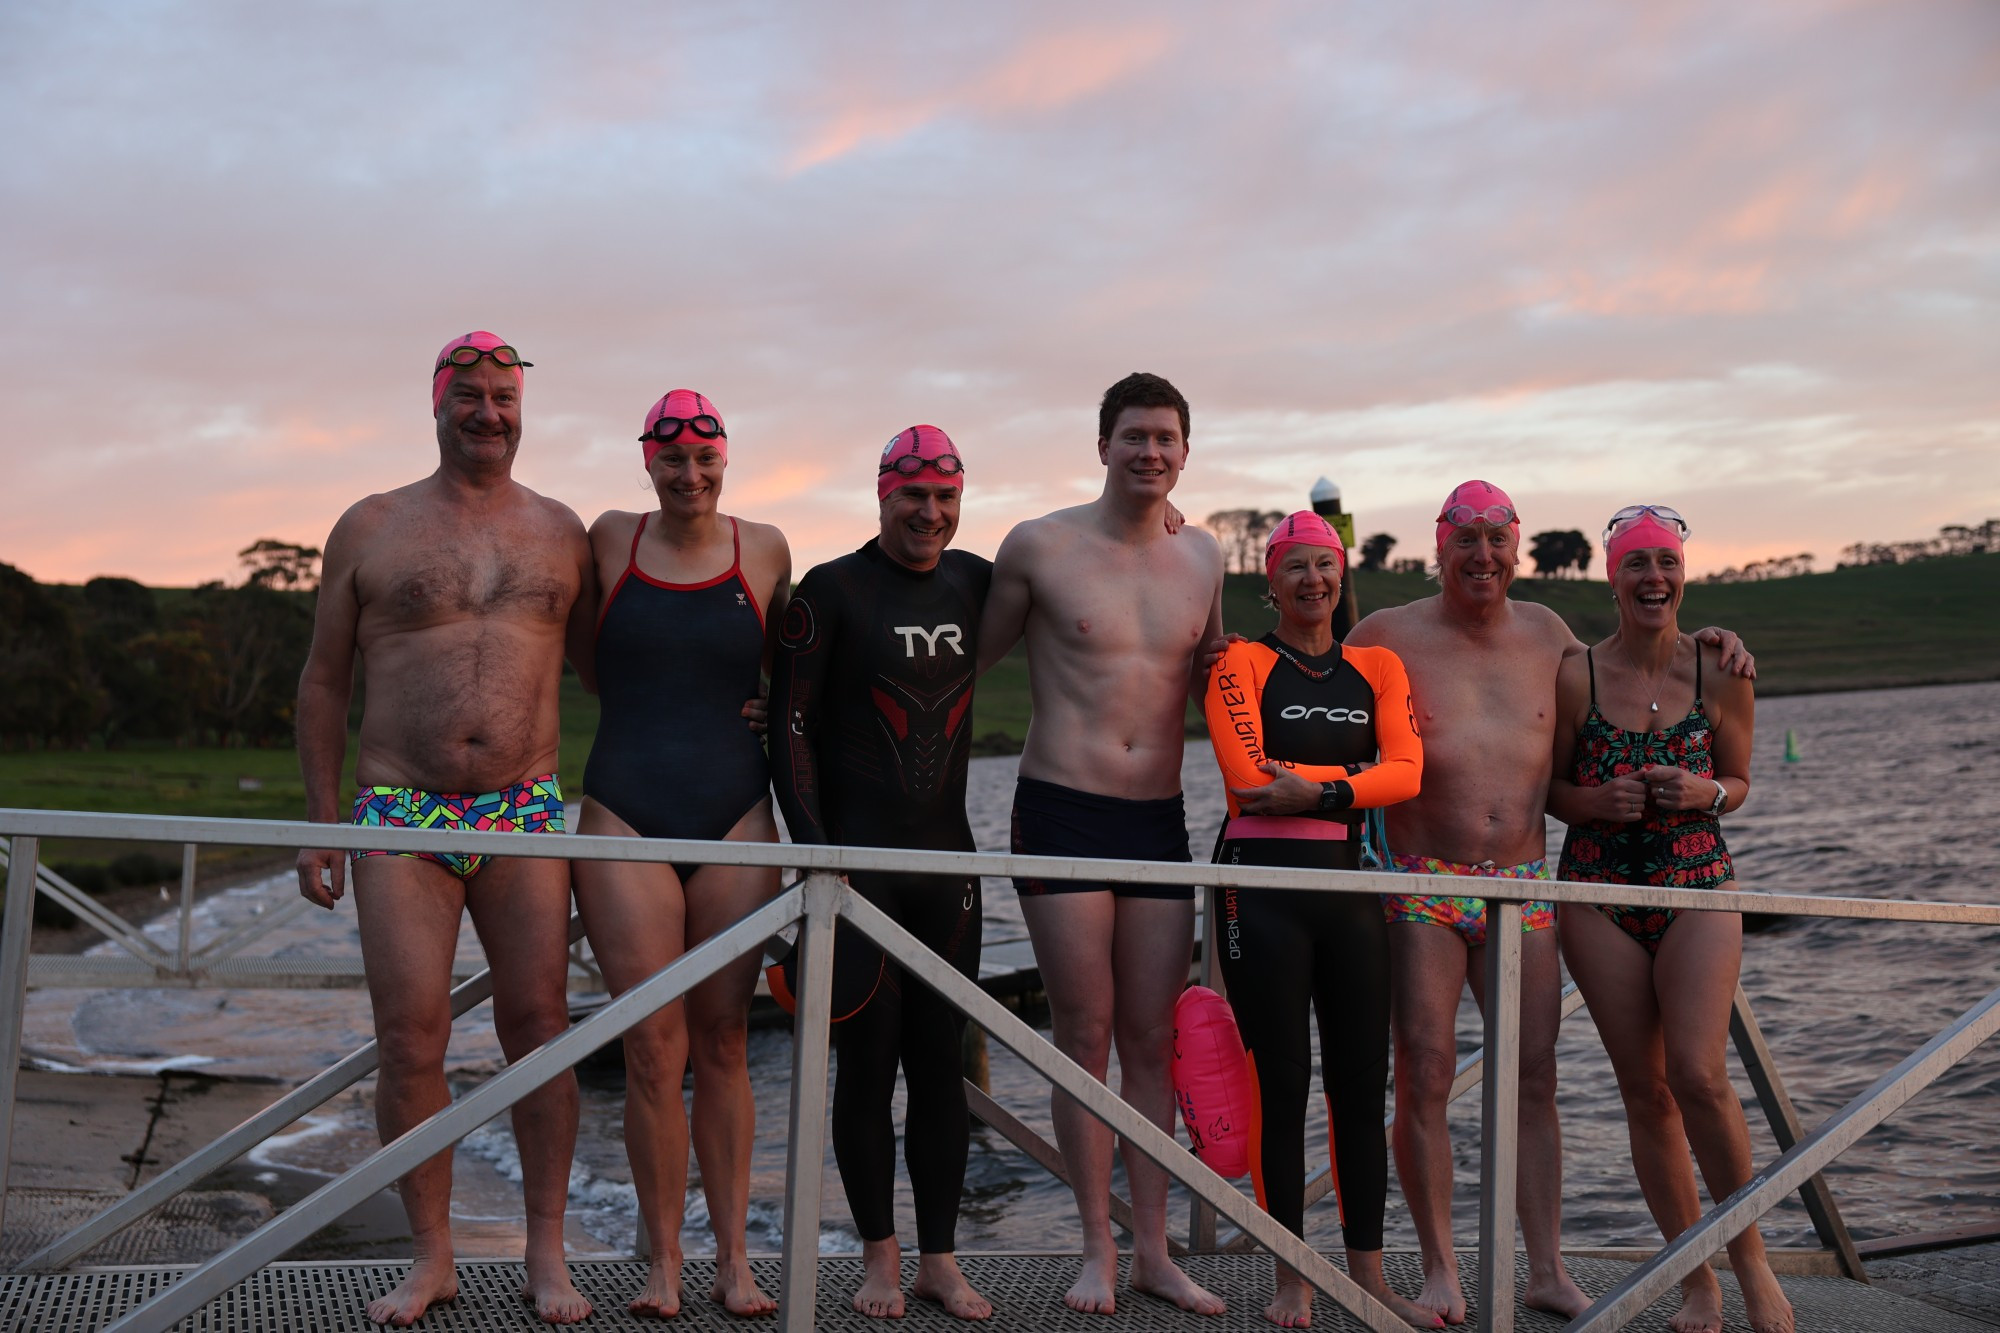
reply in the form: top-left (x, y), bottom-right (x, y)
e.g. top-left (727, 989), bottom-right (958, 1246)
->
top-left (1310, 476), bottom-right (1341, 510)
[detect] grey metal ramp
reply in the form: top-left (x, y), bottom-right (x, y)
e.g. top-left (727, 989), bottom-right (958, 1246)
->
top-left (3, 1253), bottom-right (1994, 1333)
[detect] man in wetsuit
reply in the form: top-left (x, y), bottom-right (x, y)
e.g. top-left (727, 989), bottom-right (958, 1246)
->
top-left (771, 425), bottom-right (995, 1322)
top-left (977, 372), bottom-right (1228, 1318)
top-left (1345, 480), bottom-right (1753, 1326)
top-left (294, 332), bottom-right (594, 1326)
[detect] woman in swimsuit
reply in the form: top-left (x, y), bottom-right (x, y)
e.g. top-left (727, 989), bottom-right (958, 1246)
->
top-left (1548, 505), bottom-right (1792, 1333)
top-left (1201, 512), bottom-right (1438, 1330)
top-left (571, 389), bottom-right (791, 1319)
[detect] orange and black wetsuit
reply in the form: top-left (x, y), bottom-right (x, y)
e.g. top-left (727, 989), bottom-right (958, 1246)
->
top-left (1202, 633), bottom-right (1421, 1251)
top-left (770, 539), bottom-right (989, 1257)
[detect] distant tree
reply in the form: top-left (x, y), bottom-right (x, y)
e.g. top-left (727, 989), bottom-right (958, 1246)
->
top-left (1389, 557), bottom-right (1427, 576)
top-left (238, 539), bottom-right (322, 592)
top-left (1205, 508), bottom-right (1287, 575)
top-left (1530, 530), bottom-right (1592, 578)
top-left (1358, 532), bottom-right (1397, 572)
top-left (0, 562), bottom-right (102, 747)
top-left (182, 580), bottom-right (312, 745)
top-left (1567, 532), bottom-right (1594, 577)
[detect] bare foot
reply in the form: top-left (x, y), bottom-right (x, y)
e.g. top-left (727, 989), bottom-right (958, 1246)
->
top-left (1667, 1276), bottom-right (1723, 1333)
top-left (366, 1253), bottom-right (458, 1327)
top-left (1063, 1251), bottom-right (1120, 1315)
top-left (1736, 1261), bottom-right (1795, 1333)
top-left (912, 1253), bottom-right (993, 1321)
top-left (712, 1257), bottom-right (778, 1317)
top-left (1131, 1253), bottom-right (1226, 1316)
top-left (522, 1252), bottom-right (592, 1325)
top-left (629, 1256), bottom-right (683, 1319)
top-left (853, 1238), bottom-right (906, 1319)
top-left (1353, 1275), bottom-right (1444, 1328)
top-left (1414, 1264), bottom-right (1467, 1326)
top-left (1264, 1276), bottom-right (1312, 1328)
top-left (1523, 1268), bottom-right (1592, 1320)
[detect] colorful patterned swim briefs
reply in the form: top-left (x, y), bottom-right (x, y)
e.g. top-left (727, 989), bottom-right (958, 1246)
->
top-left (350, 773), bottom-right (564, 879)
top-left (1380, 852), bottom-right (1557, 946)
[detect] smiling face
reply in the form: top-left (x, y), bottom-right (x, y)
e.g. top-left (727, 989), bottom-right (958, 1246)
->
top-left (1097, 405), bottom-right (1187, 500)
top-left (1437, 520), bottom-right (1519, 607)
top-left (877, 481), bottom-right (961, 571)
top-left (647, 437), bottom-right (726, 517)
top-left (1270, 544), bottom-right (1343, 634)
top-left (435, 360), bottom-right (522, 468)
top-left (1612, 544), bottom-right (1686, 629)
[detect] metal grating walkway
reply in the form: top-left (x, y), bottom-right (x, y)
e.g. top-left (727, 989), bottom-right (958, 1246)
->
top-left (3, 1253), bottom-right (1993, 1332)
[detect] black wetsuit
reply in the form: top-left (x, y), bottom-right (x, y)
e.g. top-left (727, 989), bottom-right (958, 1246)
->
top-left (771, 538), bottom-right (989, 1255)
top-left (583, 515), bottom-right (770, 880)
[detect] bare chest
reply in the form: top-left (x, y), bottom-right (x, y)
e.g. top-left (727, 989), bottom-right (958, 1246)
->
top-left (1403, 631), bottom-right (1563, 758)
top-left (361, 534), bottom-right (575, 631)
top-left (1033, 552), bottom-right (1209, 661)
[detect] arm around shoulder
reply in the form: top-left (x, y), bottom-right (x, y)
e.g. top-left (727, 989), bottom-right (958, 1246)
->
top-left (976, 521), bottom-right (1038, 675)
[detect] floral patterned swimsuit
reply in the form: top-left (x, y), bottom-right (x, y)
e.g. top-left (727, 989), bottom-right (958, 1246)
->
top-left (1558, 647), bottom-right (1734, 954)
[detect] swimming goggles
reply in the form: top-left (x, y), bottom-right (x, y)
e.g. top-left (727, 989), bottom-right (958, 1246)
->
top-left (1604, 504), bottom-right (1691, 540)
top-left (1437, 502), bottom-right (1517, 528)
top-left (435, 344), bottom-right (533, 372)
top-left (878, 452), bottom-right (965, 479)
top-left (638, 415), bottom-right (727, 445)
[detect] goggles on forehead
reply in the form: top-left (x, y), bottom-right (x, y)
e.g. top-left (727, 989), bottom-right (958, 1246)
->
top-left (1437, 502), bottom-right (1517, 529)
top-left (639, 415), bottom-right (726, 446)
top-left (436, 344), bottom-right (533, 372)
top-left (878, 452), bottom-right (965, 479)
top-left (1604, 503), bottom-right (1691, 542)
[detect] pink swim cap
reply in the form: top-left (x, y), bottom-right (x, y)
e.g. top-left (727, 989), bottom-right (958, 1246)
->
top-left (1264, 510), bottom-right (1345, 577)
top-left (877, 425), bottom-right (965, 501)
top-left (640, 389), bottom-right (728, 467)
top-left (1604, 505), bottom-right (1688, 569)
top-left (1435, 479), bottom-right (1519, 548)
top-left (431, 331), bottom-right (526, 415)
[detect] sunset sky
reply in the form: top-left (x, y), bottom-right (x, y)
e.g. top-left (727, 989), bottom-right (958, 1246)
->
top-left (3, 0), bottom-right (1995, 586)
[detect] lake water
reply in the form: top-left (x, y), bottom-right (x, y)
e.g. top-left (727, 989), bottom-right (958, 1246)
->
top-left (20, 679), bottom-right (2000, 1257)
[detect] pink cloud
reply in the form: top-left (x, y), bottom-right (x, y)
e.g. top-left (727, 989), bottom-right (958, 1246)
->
top-left (788, 22), bottom-right (1176, 171)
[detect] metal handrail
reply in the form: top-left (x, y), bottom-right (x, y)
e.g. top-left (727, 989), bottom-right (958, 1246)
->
top-left (2, 810), bottom-right (1996, 1333)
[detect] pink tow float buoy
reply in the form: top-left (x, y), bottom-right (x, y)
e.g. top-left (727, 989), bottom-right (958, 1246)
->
top-left (1171, 985), bottom-right (1253, 1179)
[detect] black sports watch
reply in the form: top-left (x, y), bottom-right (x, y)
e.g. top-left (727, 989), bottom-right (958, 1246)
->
top-left (1317, 780), bottom-right (1354, 814)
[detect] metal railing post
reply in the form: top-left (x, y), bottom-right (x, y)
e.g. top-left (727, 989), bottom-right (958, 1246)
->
top-left (1476, 898), bottom-right (1524, 1333)
top-left (778, 873), bottom-right (841, 1332)
top-left (1729, 985), bottom-right (1867, 1281)
top-left (1187, 880), bottom-right (1223, 1253)
top-left (0, 835), bottom-right (39, 1244)
top-left (176, 843), bottom-right (198, 972)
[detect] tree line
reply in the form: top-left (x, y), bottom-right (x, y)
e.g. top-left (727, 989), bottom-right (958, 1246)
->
top-left (1204, 510), bottom-right (1593, 579)
top-left (1838, 520), bottom-right (1999, 570)
top-left (0, 541), bottom-right (321, 750)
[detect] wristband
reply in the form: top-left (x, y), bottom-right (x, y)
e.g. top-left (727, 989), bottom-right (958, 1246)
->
top-left (1316, 780), bottom-right (1354, 814)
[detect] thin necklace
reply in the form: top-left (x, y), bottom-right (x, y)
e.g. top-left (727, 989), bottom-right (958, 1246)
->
top-left (1267, 635), bottom-right (1339, 680)
top-left (1621, 636), bottom-right (1677, 714)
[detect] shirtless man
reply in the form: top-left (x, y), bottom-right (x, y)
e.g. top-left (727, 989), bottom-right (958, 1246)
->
top-left (295, 332), bottom-right (594, 1326)
top-left (978, 372), bottom-right (1227, 1318)
top-left (1346, 480), bottom-right (1751, 1326)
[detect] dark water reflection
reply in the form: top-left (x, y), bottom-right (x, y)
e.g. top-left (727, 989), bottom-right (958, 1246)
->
top-left (22, 680), bottom-right (1999, 1256)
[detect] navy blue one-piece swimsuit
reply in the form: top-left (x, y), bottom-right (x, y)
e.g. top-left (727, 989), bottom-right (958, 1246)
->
top-left (583, 514), bottom-right (770, 845)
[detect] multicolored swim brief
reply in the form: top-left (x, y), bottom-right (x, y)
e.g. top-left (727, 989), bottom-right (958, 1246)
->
top-left (1380, 852), bottom-right (1557, 946)
top-left (350, 773), bottom-right (564, 879)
